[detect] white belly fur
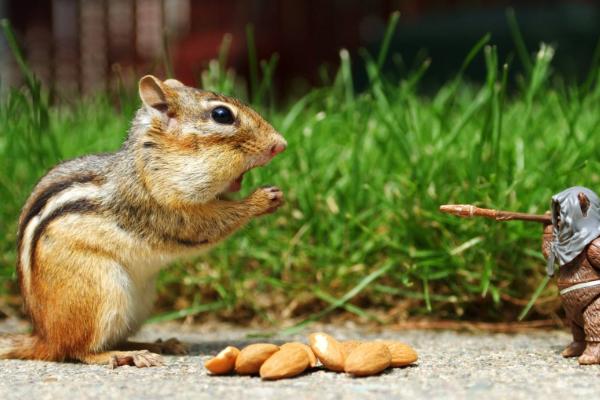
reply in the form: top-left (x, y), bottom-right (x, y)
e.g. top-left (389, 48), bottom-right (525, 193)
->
top-left (93, 264), bottom-right (158, 351)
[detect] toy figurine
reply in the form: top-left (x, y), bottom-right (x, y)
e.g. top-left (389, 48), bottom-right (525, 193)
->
top-left (441, 186), bottom-right (600, 365)
top-left (542, 187), bottom-right (600, 364)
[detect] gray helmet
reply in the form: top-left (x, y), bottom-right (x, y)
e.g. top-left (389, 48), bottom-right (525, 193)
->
top-left (547, 186), bottom-right (600, 276)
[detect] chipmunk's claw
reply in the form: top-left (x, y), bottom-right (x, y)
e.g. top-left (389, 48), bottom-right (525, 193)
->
top-left (263, 186), bottom-right (284, 213)
top-left (251, 186), bottom-right (284, 215)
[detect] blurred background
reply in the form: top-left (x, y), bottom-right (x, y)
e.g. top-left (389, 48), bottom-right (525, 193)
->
top-left (1, 0), bottom-right (598, 96)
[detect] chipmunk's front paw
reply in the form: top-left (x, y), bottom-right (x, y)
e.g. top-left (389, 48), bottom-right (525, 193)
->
top-left (249, 186), bottom-right (284, 216)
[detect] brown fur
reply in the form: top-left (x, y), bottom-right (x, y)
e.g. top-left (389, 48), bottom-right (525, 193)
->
top-left (543, 224), bottom-right (600, 364)
top-left (2, 75), bottom-right (287, 367)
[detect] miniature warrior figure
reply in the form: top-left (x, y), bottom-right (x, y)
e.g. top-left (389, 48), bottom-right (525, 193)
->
top-left (542, 186), bottom-right (600, 364)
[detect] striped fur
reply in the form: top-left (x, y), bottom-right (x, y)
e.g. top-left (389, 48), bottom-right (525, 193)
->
top-left (18, 174), bottom-right (100, 240)
top-left (18, 178), bottom-right (106, 303)
top-left (3, 75), bottom-right (286, 366)
top-left (30, 200), bottom-right (100, 271)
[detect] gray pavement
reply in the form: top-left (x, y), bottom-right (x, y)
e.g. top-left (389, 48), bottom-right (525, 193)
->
top-left (0, 318), bottom-right (598, 400)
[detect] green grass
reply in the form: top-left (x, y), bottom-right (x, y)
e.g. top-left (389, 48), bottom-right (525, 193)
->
top-left (1, 16), bottom-right (600, 328)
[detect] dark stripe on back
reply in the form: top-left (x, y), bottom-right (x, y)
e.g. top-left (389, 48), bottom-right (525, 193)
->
top-left (18, 174), bottom-right (100, 244)
top-left (29, 199), bottom-right (100, 272)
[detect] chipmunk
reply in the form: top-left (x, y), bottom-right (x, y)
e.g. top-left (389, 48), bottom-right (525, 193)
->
top-left (0, 75), bottom-right (287, 368)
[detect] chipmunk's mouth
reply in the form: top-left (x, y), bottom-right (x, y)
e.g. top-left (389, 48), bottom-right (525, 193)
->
top-left (224, 151), bottom-right (281, 194)
top-left (225, 158), bottom-right (270, 193)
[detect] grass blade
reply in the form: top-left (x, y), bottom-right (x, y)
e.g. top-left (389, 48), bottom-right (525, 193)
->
top-left (276, 261), bottom-right (394, 336)
top-left (161, 27), bottom-right (174, 78)
top-left (146, 302), bottom-right (225, 324)
top-left (506, 8), bottom-right (532, 75)
top-left (377, 11), bottom-right (400, 70)
top-left (314, 288), bottom-right (383, 323)
top-left (1, 19), bottom-right (35, 88)
top-left (245, 24), bottom-right (259, 104)
top-left (518, 275), bottom-right (551, 321)
top-left (339, 49), bottom-right (354, 105)
top-left (218, 33), bottom-right (232, 71)
top-left (582, 36), bottom-right (600, 94)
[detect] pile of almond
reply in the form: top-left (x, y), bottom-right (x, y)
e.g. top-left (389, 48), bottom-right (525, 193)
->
top-left (204, 332), bottom-right (418, 380)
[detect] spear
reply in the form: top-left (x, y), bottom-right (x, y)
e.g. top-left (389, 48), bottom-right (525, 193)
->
top-left (439, 204), bottom-right (551, 224)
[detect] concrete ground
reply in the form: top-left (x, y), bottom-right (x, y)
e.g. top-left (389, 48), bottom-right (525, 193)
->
top-left (0, 318), bottom-right (598, 400)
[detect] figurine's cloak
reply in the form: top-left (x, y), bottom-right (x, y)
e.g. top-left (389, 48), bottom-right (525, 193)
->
top-left (548, 186), bottom-right (600, 275)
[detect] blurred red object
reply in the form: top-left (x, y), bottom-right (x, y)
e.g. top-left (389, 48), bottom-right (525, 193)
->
top-left (1, 0), bottom-right (598, 95)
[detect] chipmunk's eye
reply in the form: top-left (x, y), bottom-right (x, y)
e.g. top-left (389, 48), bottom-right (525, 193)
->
top-left (211, 106), bottom-right (235, 125)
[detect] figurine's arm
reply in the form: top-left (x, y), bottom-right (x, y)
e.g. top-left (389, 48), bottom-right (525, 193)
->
top-left (586, 237), bottom-right (600, 271)
top-left (541, 223), bottom-right (553, 260)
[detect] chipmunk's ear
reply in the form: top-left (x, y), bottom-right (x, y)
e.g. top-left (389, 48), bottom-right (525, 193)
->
top-left (164, 78), bottom-right (185, 88)
top-left (139, 75), bottom-right (168, 112)
top-left (578, 192), bottom-right (590, 217)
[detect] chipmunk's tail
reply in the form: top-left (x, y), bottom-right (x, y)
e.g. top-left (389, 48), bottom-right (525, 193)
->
top-left (0, 333), bottom-right (46, 360)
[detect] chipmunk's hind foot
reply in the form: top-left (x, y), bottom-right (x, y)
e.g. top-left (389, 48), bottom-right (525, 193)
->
top-left (561, 341), bottom-right (586, 357)
top-left (79, 350), bottom-right (163, 368)
top-left (578, 342), bottom-right (600, 364)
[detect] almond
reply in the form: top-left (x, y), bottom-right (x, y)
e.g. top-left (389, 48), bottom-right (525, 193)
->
top-left (280, 342), bottom-right (318, 368)
top-left (380, 340), bottom-right (418, 367)
top-left (260, 346), bottom-right (309, 380)
top-left (234, 343), bottom-right (280, 375)
top-left (308, 332), bottom-right (345, 372)
top-left (344, 342), bottom-right (392, 376)
top-left (341, 340), bottom-right (362, 358)
top-left (204, 346), bottom-right (240, 375)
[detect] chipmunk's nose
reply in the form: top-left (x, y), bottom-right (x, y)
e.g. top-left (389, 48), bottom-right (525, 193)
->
top-left (270, 141), bottom-right (287, 156)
